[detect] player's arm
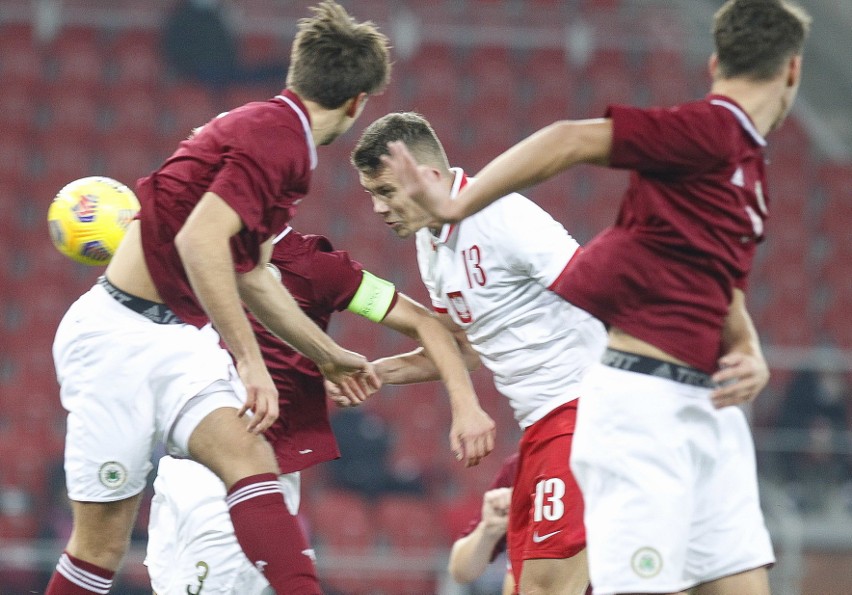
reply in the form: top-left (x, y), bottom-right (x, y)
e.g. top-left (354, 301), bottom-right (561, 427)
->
top-left (710, 288), bottom-right (770, 409)
top-left (448, 487), bottom-right (512, 584)
top-left (237, 241), bottom-right (376, 397)
top-left (175, 191), bottom-right (278, 433)
top-left (373, 308), bottom-right (480, 384)
top-left (373, 295), bottom-right (493, 467)
top-left (381, 119), bottom-right (613, 223)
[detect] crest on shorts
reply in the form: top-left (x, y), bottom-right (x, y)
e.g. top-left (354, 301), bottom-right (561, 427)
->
top-left (631, 547), bottom-right (662, 578)
top-left (98, 461), bottom-right (128, 489)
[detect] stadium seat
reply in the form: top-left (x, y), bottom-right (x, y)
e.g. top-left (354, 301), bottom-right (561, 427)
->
top-left (49, 26), bottom-right (107, 92)
top-left (102, 86), bottom-right (164, 147)
top-left (161, 83), bottom-right (221, 142)
top-left (0, 133), bottom-right (32, 186)
top-left (0, 86), bottom-right (39, 138)
top-left (107, 29), bottom-right (164, 91)
top-left (304, 489), bottom-right (375, 551)
top-left (40, 85), bottom-right (103, 142)
top-left (0, 28), bottom-right (43, 90)
top-left (374, 493), bottom-right (450, 550)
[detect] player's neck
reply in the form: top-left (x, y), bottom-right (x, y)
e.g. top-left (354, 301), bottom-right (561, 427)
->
top-left (710, 77), bottom-right (790, 138)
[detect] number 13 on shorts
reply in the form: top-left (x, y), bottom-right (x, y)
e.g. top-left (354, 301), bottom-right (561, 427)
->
top-left (534, 478), bottom-right (566, 522)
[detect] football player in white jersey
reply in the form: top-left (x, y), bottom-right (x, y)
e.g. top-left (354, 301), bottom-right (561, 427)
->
top-left (350, 112), bottom-right (606, 595)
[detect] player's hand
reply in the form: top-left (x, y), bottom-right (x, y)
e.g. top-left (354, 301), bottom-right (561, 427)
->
top-left (710, 351), bottom-right (770, 409)
top-left (235, 359), bottom-right (279, 433)
top-left (318, 349), bottom-right (381, 392)
top-left (324, 373), bottom-right (383, 408)
top-left (380, 141), bottom-right (461, 223)
top-left (450, 405), bottom-right (496, 468)
top-left (481, 487), bottom-right (512, 536)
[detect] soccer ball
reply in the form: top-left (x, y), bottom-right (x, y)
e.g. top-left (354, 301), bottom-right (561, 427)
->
top-left (47, 176), bottom-right (140, 266)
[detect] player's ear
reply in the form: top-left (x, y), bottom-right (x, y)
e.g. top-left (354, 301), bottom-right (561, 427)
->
top-left (708, 53), bottom-right (719, 80)
top-left (787, 55), bottom-right (802, 88)
top-left (345, 93), bottom-right (369, 118)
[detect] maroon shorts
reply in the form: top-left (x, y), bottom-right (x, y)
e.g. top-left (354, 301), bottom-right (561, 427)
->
top-left (508, 400), bottom-right (586, 586)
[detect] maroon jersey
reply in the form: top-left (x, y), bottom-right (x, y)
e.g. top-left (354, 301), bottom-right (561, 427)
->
top-left (553, 95), bottom-right (769, 373)
top-left (459, 453), bottom-right (519, 561)
top-left (257, 228), bottom-right (365, 474)
top-left (136, 90), bottom-right (317, 327)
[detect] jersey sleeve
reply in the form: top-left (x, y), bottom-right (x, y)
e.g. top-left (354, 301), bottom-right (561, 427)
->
top-left (495, 194), bottom-right (580, 287)
top-left (606, 103), bottom-right (733, 175)
top-left (307, 248), bottom-right (367, 313)
top-left (206, 114), bottom-right (307, 234)
top-left (415, 230), bottom-right (448, 313)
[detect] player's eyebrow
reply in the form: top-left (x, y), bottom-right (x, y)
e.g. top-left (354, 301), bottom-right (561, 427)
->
top-left (371, 184), bottom-right (396, 196)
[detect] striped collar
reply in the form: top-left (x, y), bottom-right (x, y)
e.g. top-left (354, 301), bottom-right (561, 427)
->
top-left (433, 167), bottom-right (468, 244)
top-left (708, 95), bottom-right (767, 147)
top-left (275, 90), bottom-right (318, 170)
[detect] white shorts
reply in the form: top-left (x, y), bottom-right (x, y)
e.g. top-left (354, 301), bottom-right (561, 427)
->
top-left (570, 363), bottom-right (775, 595)
top-left (146, 456), bottom-right (301, 595)
top-left (53, 283), bottom-right (245, 502)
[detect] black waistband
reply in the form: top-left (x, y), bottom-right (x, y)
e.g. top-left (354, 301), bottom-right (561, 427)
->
top-left (98, 276), bottom-right (182, 325)
top-left (601, 348), bottom-right (715, 389)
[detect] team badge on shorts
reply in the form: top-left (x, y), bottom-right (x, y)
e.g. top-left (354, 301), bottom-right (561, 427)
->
top-left (98, 461), bottom-right (128, 489)
top-left (631, 547), bottom-right (662, 578)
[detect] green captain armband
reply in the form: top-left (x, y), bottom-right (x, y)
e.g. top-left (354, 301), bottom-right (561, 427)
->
top-left (347, 270), bottom-right (396, 322)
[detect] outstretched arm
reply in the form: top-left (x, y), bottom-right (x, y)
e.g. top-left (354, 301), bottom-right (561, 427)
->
top-left (373, 295), bottom-right (494, 467)
top-left (711, 288), bottom-right (769, 409)
top-left (381, 119), bottom-right (613, 223)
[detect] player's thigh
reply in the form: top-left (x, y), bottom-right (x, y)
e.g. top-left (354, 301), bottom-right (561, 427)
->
top-left (687, 407), bottom-right (774, 586)
top-left (509, 415), bottom-right (585, 585)
top-left (570, 365), bottom-right (700, 594)
top-left (519, 550), bottom-right (588, 595)
top-left (186, 406), bottom-right (278, 486)
top-left (694, 566), bottom-right (769, 595)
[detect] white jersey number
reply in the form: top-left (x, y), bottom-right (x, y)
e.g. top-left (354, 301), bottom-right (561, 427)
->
top-left (533, 478), bottom-right (566, 521)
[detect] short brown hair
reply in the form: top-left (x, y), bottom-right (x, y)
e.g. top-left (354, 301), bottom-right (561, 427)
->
top-left (287, 1), bottom-right (391, 109)
top-left (713, 0), bottom-right (811, 81)
top-left (351, 112), bottom-right (450, 175)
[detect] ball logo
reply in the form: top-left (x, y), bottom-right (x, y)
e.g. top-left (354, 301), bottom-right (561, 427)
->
top-left (631, 547), bottom-right (662, 578)
top-left (81, 240), bottom-right (112, 263)
top-left (72, 193), bottom-right (98, 223)
top-left (98, 461), bottom-right (128, 489)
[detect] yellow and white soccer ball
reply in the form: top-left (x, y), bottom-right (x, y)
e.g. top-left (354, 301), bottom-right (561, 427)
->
top-left (47, 176), bottom-right (140, 266)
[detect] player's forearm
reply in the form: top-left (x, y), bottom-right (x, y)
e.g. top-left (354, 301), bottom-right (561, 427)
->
top-left (239, 270), bottom-right (340, 367)
top-left (409, 315), bottom-right (483, 414)
top-left (721, 289), bottom-right (763, 358)
top-left (453, 119), bottom-right (613, 221)
top-left (176, 225), bottom-right (262, 364)
top-left (373, 348), bottom-right (442, 384)
top-left (448, 525), bottom-right (504, 584)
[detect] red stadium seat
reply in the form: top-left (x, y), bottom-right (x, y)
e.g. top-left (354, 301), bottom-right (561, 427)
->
top-left (49, 26), bottom-right (107, 91)
top-left (107, 29), bottom-right (164, 91)
top-left (374, 494), bottom-right (450, 550)
top-left (161, 83), bottom-right (221, 142)
top-left (40, 86), bottom-right (103, 142)
top-left (102, 86), bottom-right (163, 146)
top-left (0, 28), bottom-right (43, 89)
top-left (305, 489), bottom-right (375, 551)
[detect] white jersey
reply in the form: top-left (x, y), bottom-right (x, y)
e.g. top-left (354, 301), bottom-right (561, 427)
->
top-left (416, 169), bottom-right (606, 428)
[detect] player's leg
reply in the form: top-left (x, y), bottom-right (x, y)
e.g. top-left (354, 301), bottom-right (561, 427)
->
top-left (686, 407), bottom-right (773, 595)
top-left (513, 402), bottom-right (589, 595)
top-left (45, 496), bottom-right (142, 594)
top-left (521, 553), bottom-right (589, 595)
top-left (570, 363), bottom-right (699, 595)
top-left (181, 404), bottom-right (320, 595)
top-left (693, 567), bottom-right (769, 595)
top-left (48, 287), bottom-right (160, 594)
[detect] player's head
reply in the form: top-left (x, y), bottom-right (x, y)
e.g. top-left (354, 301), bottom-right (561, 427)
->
top-left (287, 1), bottom-right (391, 142)
top-left (351, 112), bottom-right (451, 239)
top-left (711, 0), bottom-right (810, 130)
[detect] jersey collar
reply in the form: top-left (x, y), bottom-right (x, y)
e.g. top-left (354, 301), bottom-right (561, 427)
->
top-left (707, 94), bottom-right (767, 147)
top-left (433, 167), bottom-right (468, 244)
top-left (275, 90), bottom-right (318, 170)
